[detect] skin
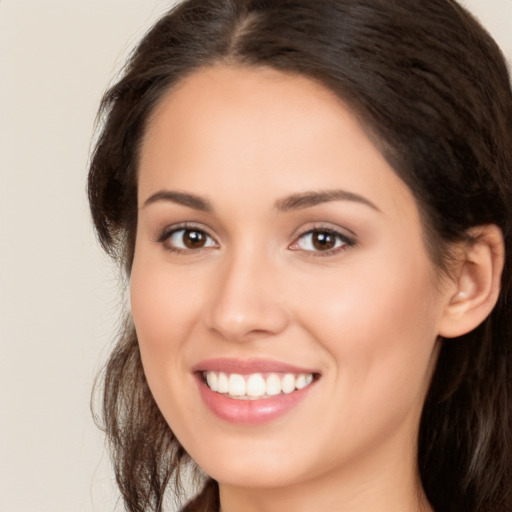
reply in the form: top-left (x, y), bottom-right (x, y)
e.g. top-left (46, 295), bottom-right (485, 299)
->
top-left (130, 65), bottom-right (466, 512)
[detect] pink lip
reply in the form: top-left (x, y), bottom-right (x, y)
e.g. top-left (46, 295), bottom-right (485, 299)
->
top-left (192, 357), bottom-right (318, 375)
top-left (192, 358), bottom-right (319, 425)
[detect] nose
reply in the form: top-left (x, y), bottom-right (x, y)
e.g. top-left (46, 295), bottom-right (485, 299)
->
top-left (204, 250), bottom-right (290, 342)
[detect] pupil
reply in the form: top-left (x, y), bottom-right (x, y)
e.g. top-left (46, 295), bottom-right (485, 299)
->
top-left (313, 232), bottom-right (335, 250)
top-left (184, 230), bottom-right (205, 248)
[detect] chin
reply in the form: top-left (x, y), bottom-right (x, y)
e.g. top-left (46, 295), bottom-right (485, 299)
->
top-left (183, 433), bottom-right (318, 490)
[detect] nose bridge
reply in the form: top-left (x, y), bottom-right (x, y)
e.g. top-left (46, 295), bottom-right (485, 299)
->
top-left (205, 243), bottom-right (289, 341)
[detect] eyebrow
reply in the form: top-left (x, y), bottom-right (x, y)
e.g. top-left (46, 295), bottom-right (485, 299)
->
top-left (275, 189), bottom-right (380, 212)
top-left (142, 190), bottom-right (213, 212)
top-left (141, 188), bottom-right (379, 213)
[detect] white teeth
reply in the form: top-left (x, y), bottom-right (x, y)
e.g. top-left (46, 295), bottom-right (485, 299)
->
top-left (203, 370), bottom-right (315, 398)
top-left (206, 372), bottom-right (218, 392)
top-left (281, 373), bottom-right (296, 394)
top-left (247, 374), bottom-right (266, 397)
top-left (217, 372), bottom-right (229, 393)
top-left (229, 374), bottom-right (246, 396)
top-left (266, 374), bottom-right (282, 396)
top-left (295, 374), bottom-right (307, 390)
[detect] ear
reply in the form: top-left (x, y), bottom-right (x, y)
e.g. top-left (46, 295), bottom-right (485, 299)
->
top-left (438, 224), bottom-right (504, 339)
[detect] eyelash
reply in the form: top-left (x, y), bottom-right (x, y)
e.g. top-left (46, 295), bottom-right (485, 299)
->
top-left (157, 224), bottom-right (356, 256)
top-left (157, 223), bottom-right (218, 254)
top-left (289, 226), bottom-right (356, 257)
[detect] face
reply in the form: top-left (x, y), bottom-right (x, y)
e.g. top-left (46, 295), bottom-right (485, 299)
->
top-left (131, 65), bottom-right (450, 491)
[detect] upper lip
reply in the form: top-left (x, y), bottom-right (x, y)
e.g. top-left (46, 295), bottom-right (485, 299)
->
top-left (192, 358), bottom-right (319, 375)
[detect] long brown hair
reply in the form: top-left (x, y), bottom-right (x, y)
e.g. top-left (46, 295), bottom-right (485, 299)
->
top-left (88, 1), bottom-right (512, 510)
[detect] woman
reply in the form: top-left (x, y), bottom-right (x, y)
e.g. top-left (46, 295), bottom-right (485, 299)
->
top-left (88, 0), bottom-right (512, 511)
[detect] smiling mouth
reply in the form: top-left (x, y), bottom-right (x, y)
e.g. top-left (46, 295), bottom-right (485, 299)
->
top-left (201, 371), bottom-right (317, 400)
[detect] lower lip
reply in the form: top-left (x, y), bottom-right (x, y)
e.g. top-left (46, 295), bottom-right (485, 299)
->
top-left (196, 375), bottom-right (316, 425)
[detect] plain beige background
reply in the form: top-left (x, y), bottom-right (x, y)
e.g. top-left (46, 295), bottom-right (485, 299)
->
top-left (0, 1), bottom-right (510, 511)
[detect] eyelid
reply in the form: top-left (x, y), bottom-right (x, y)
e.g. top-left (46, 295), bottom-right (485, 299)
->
top-left (154, 222), bottom-right (355, 256)
top-left (288, 225), bottom-right (356, 255)
top-left (156, 222), bottom-right (219, 252)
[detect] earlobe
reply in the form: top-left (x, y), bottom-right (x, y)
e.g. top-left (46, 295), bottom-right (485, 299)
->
top-left (439, 224), bottom-right (504, 339)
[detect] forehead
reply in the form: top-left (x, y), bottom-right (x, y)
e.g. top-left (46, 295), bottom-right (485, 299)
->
top-left (138, 64), bottom-right (416, 220)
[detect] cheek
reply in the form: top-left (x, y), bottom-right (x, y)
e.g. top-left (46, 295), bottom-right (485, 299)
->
top-left (287, 254), bottom-right (442, 462)
top-left (297, 250), bottom-right (441, 398)
top-left (131, 251), bottom-right (202, 345)
top-left (129, 250), bottom-right (206, 430)
top-left (129, 247), bottom-right (206, 396)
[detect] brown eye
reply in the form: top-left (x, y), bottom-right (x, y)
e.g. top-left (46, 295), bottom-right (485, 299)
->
top-left (165, 228), bottom-right (217, 251)
top-left (292, 228), bottom-right (352, 254)
top-left (312, 231), bottom-right (336, 250)
top-left (183, 230), bottom-right (207, 248)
